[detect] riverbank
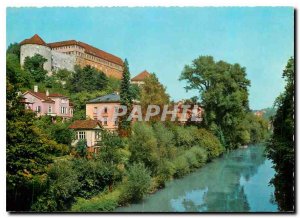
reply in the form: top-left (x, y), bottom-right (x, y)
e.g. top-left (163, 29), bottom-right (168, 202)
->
top-left (115, 144), bottom-right (278, 212)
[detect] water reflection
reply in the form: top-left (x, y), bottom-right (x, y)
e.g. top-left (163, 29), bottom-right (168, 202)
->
top-left (115, 145), bottom-right (278, 212)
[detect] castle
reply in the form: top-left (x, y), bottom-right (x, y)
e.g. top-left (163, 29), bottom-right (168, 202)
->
top-left (20, 34), bottom-right (124, 79)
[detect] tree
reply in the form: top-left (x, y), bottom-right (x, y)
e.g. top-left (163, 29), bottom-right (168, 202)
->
top-left (6, 72), bottom-right (67, 211)
top-left (266, 57), bottom-right (294, 211)
top-left (140, 73), bottom-right (170, 117)
top-left (180, 56), bottom-right (250, 149)
top-left (66, 65), bottom-right (108, 93)
top-left (118, 59), bottom-right (133, 136)
top-left (7, 43), bottom-right (21, 59)
top-left (23, 54), bottom-right (48, 83)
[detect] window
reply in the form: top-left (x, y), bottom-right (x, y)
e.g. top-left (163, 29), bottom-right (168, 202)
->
top-left (103, 117), bottom-right (108, 126)
top-left (114, 118), bottom-right (118, 126)
top-left (77, 131), bottom-right (86, 139)
top-left (114, 106), bottom-right (119, 113)
top-left (104, 107), bottom-right (108, 113)
top-left (95, 131), bottom-right (101, 140)
top-left (61, 107), bottom-right (67, 114)
top-left (48, 106), bottom-right (52, 113)
top-left (94, 107), bottom-right (98, 113)
top-left (35, 106), bottom-right (41, 112)
top-left (70, 108), bottom-right (73, 115)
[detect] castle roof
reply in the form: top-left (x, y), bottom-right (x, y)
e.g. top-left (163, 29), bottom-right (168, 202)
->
top-left (131, 70), bottom-right (151, 81)
top-left (20, 34), bottom-right (47, 46)
top-left (87, 93), bottom-right (120, 103)
top-left (48, 40), bottom-right (123, 66)
top-left (69, 120), bottom-right (102, 130)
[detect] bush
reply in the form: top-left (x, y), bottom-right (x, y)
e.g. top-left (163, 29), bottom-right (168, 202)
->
top-left (174, 126), bottom-right (194, 147)
top-left (173, 156), bottom-right (190, 178)
top-left (129, 122), bottom-right (159, 174)
top-left (31, 160), bottom-right (80, 212)
top-left (190, 128), bottom-right (224, 160)
top-left (71, 188), bottom-right (121, 212)
top-left (190, 146), bottom-right (208, 167)
top-left (155, 160), bottom-right (175, 188)
top-left (120, 163), bottom-right (151, 203)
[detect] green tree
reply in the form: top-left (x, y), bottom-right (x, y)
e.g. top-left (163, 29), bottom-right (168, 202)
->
top-left (119, 59), bottom-right (133, 136)
top-left (180, 56), bottom-right (250, 149)
top-left (140, 73), bottom-right (170, 120)
top-left (7, 43), bottom-right (21, 58)
top-left (266, 57), bottom-right (295, 211)
top-left (6, 72), bottom-right (67, 211)
top-left (66, 65), bottom-right (108, 93)
top-left (23, 54), bottom-right (48, 83)
top-left (121, 163), bottom-right (151, 203)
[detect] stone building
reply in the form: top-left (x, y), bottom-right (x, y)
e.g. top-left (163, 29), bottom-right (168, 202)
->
top-left (20, 34), bottom-right (124, 79)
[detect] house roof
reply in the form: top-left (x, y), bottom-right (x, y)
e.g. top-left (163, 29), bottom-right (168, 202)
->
top-left (48, 40), bottom-right (123, 66)
top-left (69, 120), bottom-right (102, 130)
top-left (87, 93), bottom-right (120, 103)
top-left (23, 90), bottom-right (55, 103)
top-left (20, 34), bottom-right (47, 46)
top-left (48, 93), bottom-right (67, 98)
top-left (131, 70), bottom-right (151, 81)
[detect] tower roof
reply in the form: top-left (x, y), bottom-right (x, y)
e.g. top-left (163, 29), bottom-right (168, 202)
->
top-left (20, 34), bottom-right (47, 46)
top-left (131, 70), bottom-right (151, 81)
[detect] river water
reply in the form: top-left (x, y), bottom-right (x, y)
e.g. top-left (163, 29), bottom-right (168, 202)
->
top-left (115, 144), bottom-right (278, 212)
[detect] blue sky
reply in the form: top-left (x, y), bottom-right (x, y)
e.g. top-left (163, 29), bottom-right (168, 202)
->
top-left (6, 7), bottom-right (294, 110)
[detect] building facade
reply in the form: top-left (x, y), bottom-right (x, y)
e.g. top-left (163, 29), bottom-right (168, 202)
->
top-left (69, 120), bottom-right (102, 153)
top-left (23, 86), bottom-right (74, 120)
top-left (20, 34), bottom-right (123, 79)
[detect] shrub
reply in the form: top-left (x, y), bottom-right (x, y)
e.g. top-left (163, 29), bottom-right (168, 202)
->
top-left (129, 122), bottom-right (159, 174)
top-left (31, 160), bottom-right (80, 212)
top-left (173, 156), bottom-right (190, 178)
top-left (190, 128), bottom-right (224, 160)
top-left (71, 188), bottom-right (121, 212)
top-left (184, 151), bottom-right (198, 169)
top-left (190, 146), bottom-right (208, 167)
top-left (155, 160), bottom-right (175, 188)
top-left (174, 126), bottom-right (194, 147)
top-left (120, 163), bottom-right (151, 203)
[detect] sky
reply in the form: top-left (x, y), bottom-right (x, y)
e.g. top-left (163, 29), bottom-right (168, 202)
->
top-left (6, 7), bottom-right (294, 110)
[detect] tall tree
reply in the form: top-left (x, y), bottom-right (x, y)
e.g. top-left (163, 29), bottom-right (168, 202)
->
top-left (118, 59), bottom-right (133, 136)
top-left (266, 57), bottom-right (295, 211)
top-left (23, 54), bottom-right (48, 83)
top-left (6, 59), bottom-right (67, 211)
top-left (180, 56), bottom-right (250, 149)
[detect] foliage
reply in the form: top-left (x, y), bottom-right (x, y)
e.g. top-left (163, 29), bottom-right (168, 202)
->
top-left (128, 122), bottom-right (159, 174)
top-left (31, 160), bottom-right (80, 212)
top-left (23, 54), bottom-right (48, 83)
top-left (66, 65), bottom-right (108, 93)
top-left (266, 57), bottom-right (295, 211)
top-left (119, 59), bottom-right (133, 136)
top-left (180, 56), bottom-right (251, 149)
top-left (74, 140), bottom-right (88, 158)
top-left (6, 73), bottom-right (67, 211)
top-left (7, 43), bottom-right (21, 58)
top-left (120, 163), bottom-right (151, 203)
top-left (71, 188), bottom-right (121, 212)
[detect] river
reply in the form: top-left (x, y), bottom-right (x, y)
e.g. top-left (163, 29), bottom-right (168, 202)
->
top-left (115, 144), bottom-right (278, 212)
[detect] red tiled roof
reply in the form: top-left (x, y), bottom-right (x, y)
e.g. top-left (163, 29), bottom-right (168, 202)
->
top-left (131, 70), bottom-right (151, 81)
top-left (69, 120), bottom-right (102, 129)
top-left (48, 93), bottom-right (67, 98)
top-left (20, 34), bottom-right (47, 46)
top-left (24, 90), bottom-right (55, 103)
top-left (48, 40), bottom-right (123, 66)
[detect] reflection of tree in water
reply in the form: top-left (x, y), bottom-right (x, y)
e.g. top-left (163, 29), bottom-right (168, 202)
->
top-left (170, 145), bottom-right (267, 212)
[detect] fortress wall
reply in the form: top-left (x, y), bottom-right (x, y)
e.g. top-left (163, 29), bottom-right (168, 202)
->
top-left (20, 44), bottom-right (52, 72)
top-left (51, 51), bottom-right (76, 72)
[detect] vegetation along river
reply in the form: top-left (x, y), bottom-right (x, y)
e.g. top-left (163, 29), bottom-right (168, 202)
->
top-left (115, 144), bottom-right (278, 212)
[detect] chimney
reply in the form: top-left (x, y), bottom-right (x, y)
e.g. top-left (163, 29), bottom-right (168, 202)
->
top-left (34, 85), bottom-right (38, 93)
top-left (46, 89), bottom-right (49, 96)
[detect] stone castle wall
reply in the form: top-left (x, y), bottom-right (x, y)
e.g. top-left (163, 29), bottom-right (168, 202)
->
top-left (20, 44), bottom-right (52, 72)
top-left (51, 51), bottom-right (76, 72)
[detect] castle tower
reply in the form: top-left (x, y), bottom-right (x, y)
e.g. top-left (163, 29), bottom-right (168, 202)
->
top-left (20, 34), bottom-right (52, 72)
